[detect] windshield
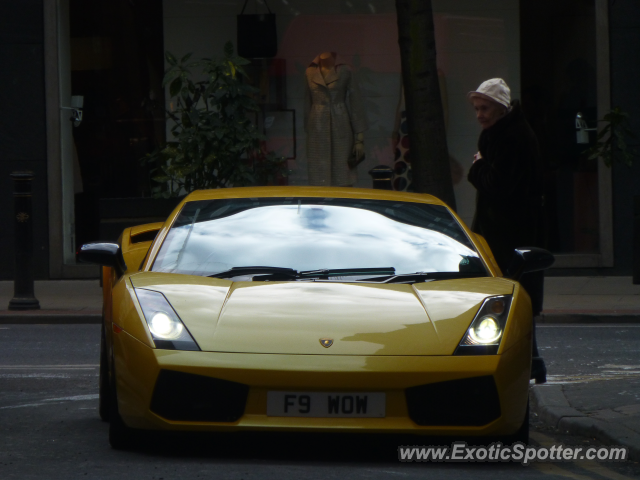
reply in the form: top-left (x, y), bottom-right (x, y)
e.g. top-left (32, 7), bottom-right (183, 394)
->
top-left (151, 197), bottom-right (487, 278)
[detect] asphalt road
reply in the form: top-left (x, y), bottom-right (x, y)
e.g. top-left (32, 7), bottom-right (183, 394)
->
top-left (1, 324), bottom-right (639, 480)
top-left (537, 324), bottom-right (640, 414)
top-left (537, 324), bottom-right (640, 378)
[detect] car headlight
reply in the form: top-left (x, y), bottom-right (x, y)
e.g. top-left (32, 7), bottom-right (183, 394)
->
top-left (454, 295), bottom-right (513, 355)
top-left (134, 288), bottom-right (200, 351)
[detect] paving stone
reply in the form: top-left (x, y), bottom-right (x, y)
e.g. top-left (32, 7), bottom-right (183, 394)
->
top-left (616, 404), bottom-right (640, 416)
top-left (588, 409), bottom-right (626, 420)
top-left (544, 277), bottom-right (590, 295)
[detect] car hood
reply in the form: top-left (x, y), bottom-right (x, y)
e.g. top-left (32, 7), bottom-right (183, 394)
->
top-left (130, 273), bottom-right (514, 356)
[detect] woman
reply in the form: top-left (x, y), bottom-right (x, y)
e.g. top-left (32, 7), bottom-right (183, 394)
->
top-left (467, 78), bottom-right (547, 383)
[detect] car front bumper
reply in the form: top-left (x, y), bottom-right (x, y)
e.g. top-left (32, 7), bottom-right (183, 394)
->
top-left (113, 330), bottom-right (531, 437)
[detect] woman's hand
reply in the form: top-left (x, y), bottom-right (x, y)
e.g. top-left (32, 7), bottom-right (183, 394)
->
top-left (353, 133), bottom-right (365, 162)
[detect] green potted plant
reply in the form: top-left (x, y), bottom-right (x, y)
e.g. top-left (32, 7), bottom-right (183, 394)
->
top-left (144, 41), bottom-right (287, 198)
top-left (584, 107), bottom-right (637, 167)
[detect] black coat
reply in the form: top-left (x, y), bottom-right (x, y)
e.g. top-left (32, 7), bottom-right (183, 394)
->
top-left (468, 100), bottom-right (544, 272)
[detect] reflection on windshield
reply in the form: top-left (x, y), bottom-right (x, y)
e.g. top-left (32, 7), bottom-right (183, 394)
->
top-left (152, 198), bottom-right (485, 277)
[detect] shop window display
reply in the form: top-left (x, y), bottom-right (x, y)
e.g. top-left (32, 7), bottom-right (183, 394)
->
top-left (67, 0), bottom-right (523, 234)
top-left (60, 0), bottom-right (605, 264)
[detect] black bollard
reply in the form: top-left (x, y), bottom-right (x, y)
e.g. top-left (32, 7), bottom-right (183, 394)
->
top-left (8, 171), bottom-right (40, 310)
top-left (634, 195), bottom-right (640, 284)
top-left (368, 165), bottom-right (394, 190)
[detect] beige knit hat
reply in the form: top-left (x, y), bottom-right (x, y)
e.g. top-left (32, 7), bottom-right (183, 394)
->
top-left (468, 78), bottom-right (511, 108)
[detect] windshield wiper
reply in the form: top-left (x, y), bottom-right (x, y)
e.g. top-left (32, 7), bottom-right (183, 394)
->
top-left (355, 271), bottom-right (487, 284)
top-left (299, 267), bottom-right (395, 278)
top-left (208, 266), bottom-right (298, 279)
top-left (208, 266), bottom-right (396, 281)
top-left (208, 267), bottom-right (485, 284)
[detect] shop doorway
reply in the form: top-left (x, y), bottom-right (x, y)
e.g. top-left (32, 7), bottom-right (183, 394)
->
top-left (520, 0), bottom-right (600, 255)
top-left (67, 0), bottom-right (166, 249)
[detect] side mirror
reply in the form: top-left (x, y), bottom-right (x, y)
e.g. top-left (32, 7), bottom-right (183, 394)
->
top-left (77, 242), bottom-right (127, 275)
top-left (505, 247), bottom-right (555, 281)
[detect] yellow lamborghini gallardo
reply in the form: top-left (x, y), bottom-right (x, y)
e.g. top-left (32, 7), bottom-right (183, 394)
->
top-left (78, 187), bottom-right (553, 449)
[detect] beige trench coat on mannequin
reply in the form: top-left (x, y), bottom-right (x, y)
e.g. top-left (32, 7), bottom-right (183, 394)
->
top-left (304, 54), bottom-right (367, 186)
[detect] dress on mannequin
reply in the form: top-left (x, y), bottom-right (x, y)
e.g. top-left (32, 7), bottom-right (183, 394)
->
top-left (304, 52), bottom-right (367, 186)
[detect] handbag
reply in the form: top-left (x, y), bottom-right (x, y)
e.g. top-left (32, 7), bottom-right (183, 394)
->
top-left (237, 0), bottom-right (277, 58)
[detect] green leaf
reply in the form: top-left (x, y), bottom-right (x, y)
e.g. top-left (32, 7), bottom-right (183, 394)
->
top-left (181, 52), bottom-right (193, 63)
top-left (181, 87), bottom-right (192, 106)
top-left (169, 77), bottom-right (183, 98)
top-left (581, 107), bottom-right (637, 169)
top-left (189, 109), bottom-right (200, 126)
top-left (165, 51), bottom-right (178, 66)
top-left (181, 112), bottom-right (192, 128)
top-left (162, 68), bottom-right (181, 88)
top-left (146, 44), bottom-right (265, 190)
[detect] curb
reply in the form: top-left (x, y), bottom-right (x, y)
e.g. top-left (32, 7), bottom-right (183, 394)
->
top-left (530, 385), bottom-right (640, 461)
top-left (539, 313), bottom-right (640, 323)
top-left (0, 310), bottom-right (101, 324)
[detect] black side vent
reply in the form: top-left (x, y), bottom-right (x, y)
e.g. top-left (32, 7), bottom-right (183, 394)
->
top-left (150, 370), bottom-right (249, 422)
top-left (130, 230), bottom-right (159, 244)
top-left (405, 375), bottom-right (501, 426)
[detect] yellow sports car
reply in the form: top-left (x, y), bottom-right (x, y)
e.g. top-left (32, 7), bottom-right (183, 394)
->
top-left (78, 186), bottom-right (553, 449)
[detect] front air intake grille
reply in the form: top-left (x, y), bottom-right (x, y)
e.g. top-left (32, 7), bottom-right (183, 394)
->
top-left (405, 375), bottom-right (501, 426)
top-left (150, 370), bottom-right (249, 422)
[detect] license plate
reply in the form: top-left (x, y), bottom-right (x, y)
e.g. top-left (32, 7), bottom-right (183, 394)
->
top-left (267, 391), bottom-right (385, 418)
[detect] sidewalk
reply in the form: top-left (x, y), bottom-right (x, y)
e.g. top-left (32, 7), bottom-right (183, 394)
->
top-left (0, 280), bottom-right (102, 323)
top-left (530, 277), bottom-right (640, 460)
top-left (532, 384), bottom-right (640, 461)
top-left (2, 275), bottom-right (640, 458)
top-left (541, 276), bottom-right (640, 322)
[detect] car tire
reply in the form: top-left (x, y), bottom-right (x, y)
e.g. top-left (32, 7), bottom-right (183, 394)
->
top-left (109, 412), bottom-right (135, 450)
top-left (98, 326), bottom-right (110, 422)
top-left (502, 400), bottom-right (529, 445)
top-left (108, 360), bottom-right (136, 450)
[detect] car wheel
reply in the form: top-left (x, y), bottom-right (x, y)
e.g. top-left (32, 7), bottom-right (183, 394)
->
top-left (502, 400), bottom-right (529, 445)
top-left (98, 326), bottom-right (110, 422)
top-left (108, 360), bottom-right (136, 450)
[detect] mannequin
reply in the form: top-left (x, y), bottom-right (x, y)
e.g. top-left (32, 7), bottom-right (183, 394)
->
top-left (304, 52), bottom-right (367, 186)
top-left (318, 52), bottom-right (365, 162)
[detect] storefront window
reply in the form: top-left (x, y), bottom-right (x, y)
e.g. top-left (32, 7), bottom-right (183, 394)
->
top-left (62, 0), bottom-right (603, 262)
top-left (163, 0), bottom-right (521, 229)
